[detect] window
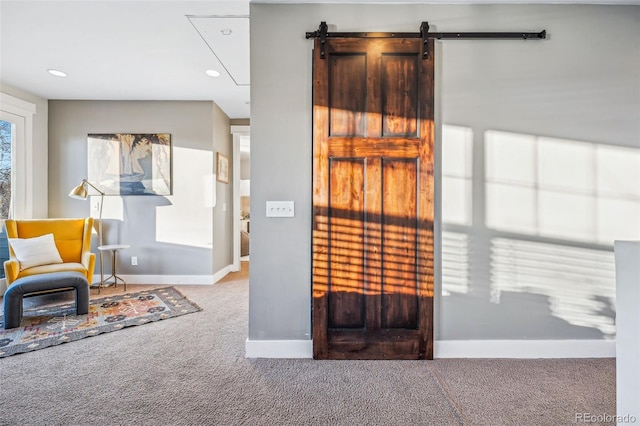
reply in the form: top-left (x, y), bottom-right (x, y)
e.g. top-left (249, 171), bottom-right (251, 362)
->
top-left (0, 92), bottom-right (36, 283)
top-left (0, 119), bottom-right (12, 220)
top-left (0, 120), bottom-right (11, 278)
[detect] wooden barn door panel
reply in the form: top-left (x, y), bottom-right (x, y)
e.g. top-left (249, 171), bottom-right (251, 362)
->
top-left (328, 158), bottom-right (366, 329)
top-left (313, 36), bottom-right (434, 360)
top-left (381, 158), bottom-right (419, 330)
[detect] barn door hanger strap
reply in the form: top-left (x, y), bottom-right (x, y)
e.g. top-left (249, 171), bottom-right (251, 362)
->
top-left (305, 21), bottom-right (546, 59)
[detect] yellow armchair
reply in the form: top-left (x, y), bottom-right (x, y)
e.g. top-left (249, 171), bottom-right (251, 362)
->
top-left (4, 218), bottom-right (96, 287)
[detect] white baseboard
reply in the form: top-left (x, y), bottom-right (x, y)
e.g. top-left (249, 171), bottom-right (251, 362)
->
top-left (244, 339), bottom-right (615, 359)
top-left (245, 338), bottom-right (314, 358)
top-left (92, 274), bottom-right (215, 285)
top-left (212, 264), bottom-right (233, 283)
top-left (435, 339), bottom-right (616, 359)
top-left (90, 264), bottom-right (234, 286)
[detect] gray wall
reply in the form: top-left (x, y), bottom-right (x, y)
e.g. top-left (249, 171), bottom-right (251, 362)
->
top-left (240, 155), bottom-right (250, 180)
top-left (212, 102), bottom-right (234, 273)
top-left (249, 4), bottom-right (640, 341)
top-left (49, 100), bottom-right (233, 277)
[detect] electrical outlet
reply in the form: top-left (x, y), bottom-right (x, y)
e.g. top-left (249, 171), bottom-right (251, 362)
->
top-left (131, 256), bottom-right (138, 266)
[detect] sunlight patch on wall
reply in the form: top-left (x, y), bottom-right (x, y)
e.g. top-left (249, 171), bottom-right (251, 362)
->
top-left (442, 124), bottom-right (473, 226)
top-left (596, 145), bottom-right (640, 242)
top-left (156, 147), bottom-right (213, 249)
top-left (490, 238), bottom-right (616, 337)
top-left (442, 231), bottom-right (470, 295)
top-left (486, 130), bottom-right (640, 245)
top-left (92, 195), bottom-right (123, 221)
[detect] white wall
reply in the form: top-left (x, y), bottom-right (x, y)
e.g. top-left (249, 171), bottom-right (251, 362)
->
top-left (249, 4), bottom-right (640, 346)
top-left (48, 100), bottom-right (233, 280)
top-left (615, 241), bottom-right (640, 421)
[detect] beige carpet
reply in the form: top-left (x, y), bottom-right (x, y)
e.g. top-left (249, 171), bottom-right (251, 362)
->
top-left (0, 262), bottom-right (616, 425)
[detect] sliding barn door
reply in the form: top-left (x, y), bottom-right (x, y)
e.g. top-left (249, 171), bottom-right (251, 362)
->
top-left (312, 36), bottom-right (435, 359)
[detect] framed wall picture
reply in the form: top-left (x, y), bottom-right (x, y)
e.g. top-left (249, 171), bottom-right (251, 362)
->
top-left (88, 133), bottom-right (171, 195)
top-left (217, 153), bottom-right (229, 184)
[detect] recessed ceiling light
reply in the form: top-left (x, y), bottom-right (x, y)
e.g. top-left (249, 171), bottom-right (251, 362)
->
top-left (221, 29), bottom-right (232, 36)
top-left (205, 69), bottom-right (221, 78)
top-left (47, 69), bottom-right (68, 77)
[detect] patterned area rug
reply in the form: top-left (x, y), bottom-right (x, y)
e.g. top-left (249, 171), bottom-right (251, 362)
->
top-left (0, 287), bottom-right (201, 358)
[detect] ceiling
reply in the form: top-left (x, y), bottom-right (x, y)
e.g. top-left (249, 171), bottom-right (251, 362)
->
top-left (0, 1), bottom-right (251, 118)
top-left (1, 1), bottom-right (638, 120)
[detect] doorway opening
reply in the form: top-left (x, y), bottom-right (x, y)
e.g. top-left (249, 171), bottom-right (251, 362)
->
top-left (232, 125), bottom-right (250, 271)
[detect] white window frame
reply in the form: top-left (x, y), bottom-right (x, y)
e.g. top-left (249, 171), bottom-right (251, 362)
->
top-left (0, 92), bottom-right (36, 219)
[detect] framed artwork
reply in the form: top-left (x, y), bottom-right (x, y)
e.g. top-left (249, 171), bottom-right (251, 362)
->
top-left (217, 153), bottom-right (229, 184)
top-left (88, 133), bottom-right (171, 195)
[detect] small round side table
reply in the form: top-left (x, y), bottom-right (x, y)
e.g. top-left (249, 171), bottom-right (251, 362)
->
top-left (97, 244), bottom-right (130, 292)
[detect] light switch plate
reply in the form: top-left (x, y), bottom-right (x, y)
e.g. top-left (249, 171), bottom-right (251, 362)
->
top-left (266, 201), bottom-right (294, 217)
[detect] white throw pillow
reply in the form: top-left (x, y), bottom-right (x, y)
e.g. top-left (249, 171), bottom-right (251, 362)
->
top-left (8, 233), bottom-right (64, 271)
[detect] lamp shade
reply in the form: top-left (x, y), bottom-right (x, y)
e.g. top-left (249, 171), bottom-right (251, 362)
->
top-left (69, 182), bottom-right (88, 199)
